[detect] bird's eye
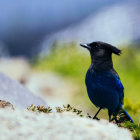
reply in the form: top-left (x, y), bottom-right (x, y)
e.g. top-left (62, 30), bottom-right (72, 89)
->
top-left (93, 46), bottom-right (98, 49)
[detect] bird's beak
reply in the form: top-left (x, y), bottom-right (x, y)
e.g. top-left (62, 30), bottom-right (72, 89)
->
top-left (80, 43), bottom-right (91, 50)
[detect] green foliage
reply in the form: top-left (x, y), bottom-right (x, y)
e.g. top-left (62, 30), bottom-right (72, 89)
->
top-left (113, 47), bottom-right (140, 103)
top-left (34, 43), bottom-right (90, 79)
top-left (124, 98), bottom-right (140, 114)
top-left (121, 122), bottom-right (140, 140)
top-left (27, 104), bottom-right (91, 118)
top-left (27, 104), bottom-right (52, 113)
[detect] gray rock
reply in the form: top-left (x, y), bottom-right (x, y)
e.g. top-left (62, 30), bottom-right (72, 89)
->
top-left (0, 72), bottom-right (47, 108)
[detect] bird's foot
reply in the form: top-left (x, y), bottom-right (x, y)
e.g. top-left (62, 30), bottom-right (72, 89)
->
top-left (93, 116), bottom-right (100, 120)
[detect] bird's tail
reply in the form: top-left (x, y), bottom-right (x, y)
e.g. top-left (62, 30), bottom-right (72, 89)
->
top-left (121, 109), bottom-right (134, 123)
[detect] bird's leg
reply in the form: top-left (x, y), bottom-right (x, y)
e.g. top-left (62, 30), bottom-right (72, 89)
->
top-left (93, 107), bottom-right (102, 120)
top-left (108, 110), bottom-right (112, 122)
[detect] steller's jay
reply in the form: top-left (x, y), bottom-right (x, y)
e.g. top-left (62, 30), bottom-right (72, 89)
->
top-left (80, 41), bottom-right (134, 123)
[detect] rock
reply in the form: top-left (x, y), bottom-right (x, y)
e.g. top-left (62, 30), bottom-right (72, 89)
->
top-left (0, 72), bottom-right (47, 109)
top-left (0, 58), bottom-right (30, 84)
top-left (0, 100), bottom-right (14, 110)
top-left (0, 109), bottom-right (133, 140)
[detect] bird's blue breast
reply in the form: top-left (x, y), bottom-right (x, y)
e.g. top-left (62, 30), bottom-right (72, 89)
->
top-left (85, 69), bottom-right (124, 112)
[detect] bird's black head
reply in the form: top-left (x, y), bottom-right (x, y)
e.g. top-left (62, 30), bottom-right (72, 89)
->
top-left (80, 41), bottom-right (121, 70)
top-left (80, 41), bottom-right (121, 57)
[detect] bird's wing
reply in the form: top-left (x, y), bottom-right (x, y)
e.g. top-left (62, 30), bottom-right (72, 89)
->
top-left (110, 69), bottom-right (124, 105)
top-left (115, 77), bottom-right (124, 104)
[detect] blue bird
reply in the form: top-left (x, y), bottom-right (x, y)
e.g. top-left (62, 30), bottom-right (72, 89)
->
top-left (80, 41), bottom-right (134, 123)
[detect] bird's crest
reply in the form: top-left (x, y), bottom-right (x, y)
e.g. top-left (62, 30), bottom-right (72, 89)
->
top-left (98, 42), bottom-right (121, 55)
top-left (108, 45), bottom-right (121, 55)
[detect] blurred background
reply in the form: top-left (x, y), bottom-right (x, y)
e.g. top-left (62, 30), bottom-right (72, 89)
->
top-left (0, 0), bottom-right (140, 122)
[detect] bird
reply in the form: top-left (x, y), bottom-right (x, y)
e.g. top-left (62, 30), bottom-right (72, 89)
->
top-left (80, 41), bottom-right (134, 123)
